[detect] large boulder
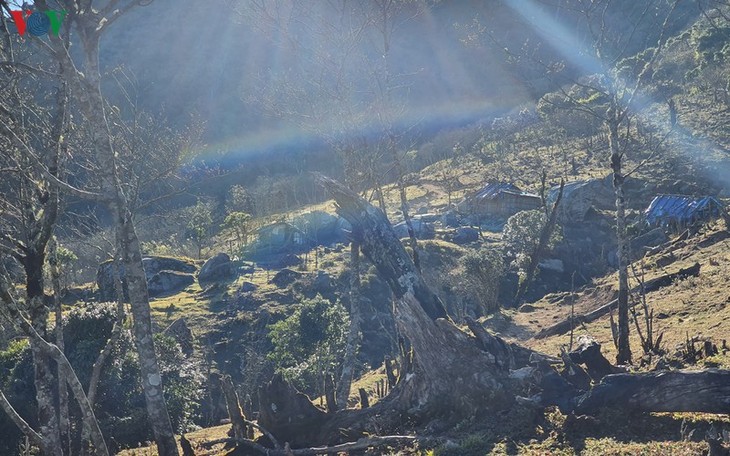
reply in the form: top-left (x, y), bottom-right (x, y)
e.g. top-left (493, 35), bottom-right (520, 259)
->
top-left (198, 253), bottom-right (234, 285)
top-left (147, 271), bottom-right (194, 297)
top-left (451, 226), bottom-right (479, 244)
top-left (269, 268), bottom-right (302, 288)
top-left (96, 256), bottom-right (196, 301)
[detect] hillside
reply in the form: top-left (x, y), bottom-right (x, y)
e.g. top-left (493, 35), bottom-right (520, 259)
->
top-left (4, 1), bottom-right (730, 456)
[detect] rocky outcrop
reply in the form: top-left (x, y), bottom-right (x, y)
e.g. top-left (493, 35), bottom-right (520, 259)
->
top-left (450, 226), bottom-right (479, 244)
top-left (198, 253), bottom-right (234, 285)
top-left (96, 256), bottom-right (196, 301)
top-left (148, 271), bottom-right (194, 297)
top-left (269, 268), bottom-right (303, 288)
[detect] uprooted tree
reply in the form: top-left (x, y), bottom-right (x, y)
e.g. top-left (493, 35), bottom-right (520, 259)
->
top-left (236, 173), bottom-right (730, 451)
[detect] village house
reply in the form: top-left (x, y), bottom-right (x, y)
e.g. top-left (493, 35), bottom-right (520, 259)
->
top-left (458, 182), bottom-right (541, 219)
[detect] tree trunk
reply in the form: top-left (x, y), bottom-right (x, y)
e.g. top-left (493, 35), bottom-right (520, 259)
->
top-left (576, 370), bottom-right (730, 415)
top-left (0, 274), bottom-right (109, 455)
top-left (514, 179), bottom-right (564, 305)
top-left (336, 240), bottom-right (362, 409)
top-left (49, 240), bottom-right (70, 454)
top-left (608, 109), bottom-right (631, 365)
top-left (24, 250), bottom-right (63, 456)
top-left (64, 29), bottom-right (180, 456)
top-left (218, 374), bottom-right (250, 442)
top-left (313, 174), bottom-right (516, 416)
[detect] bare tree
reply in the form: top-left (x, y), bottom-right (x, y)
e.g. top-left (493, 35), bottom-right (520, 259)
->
top-left (0, 1), bottom-right (187, 453)
top-left (484, 0), bottom-right (681, 364)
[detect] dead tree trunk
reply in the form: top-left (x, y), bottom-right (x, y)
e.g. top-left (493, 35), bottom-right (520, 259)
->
top-left (336, 239), bottom-right (362, 409)
top-left (218, 374), bottom-right (251, 442)
top-left (576, 370), bottom-right (730, 414)
top-left (313, 173), bottom-right (517, 416)
top-left (608, 105), bottom-right (631, 365)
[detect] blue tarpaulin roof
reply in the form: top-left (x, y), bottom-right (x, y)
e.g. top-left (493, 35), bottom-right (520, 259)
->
top-left (645, 194), bottom-right (723, 227)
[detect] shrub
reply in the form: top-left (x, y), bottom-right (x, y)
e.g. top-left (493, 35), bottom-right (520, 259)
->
top-left (450, 247), bottom-right (504, 315)
top-left (268, 295), bottom-right (348, 396)
top-left (503, 209), bottom-right (562, 273)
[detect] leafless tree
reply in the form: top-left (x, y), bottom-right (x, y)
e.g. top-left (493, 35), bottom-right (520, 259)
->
top-left (485, 0), bottom-right (681, 364)
top-left (0, 1), bottom-right (191, 453)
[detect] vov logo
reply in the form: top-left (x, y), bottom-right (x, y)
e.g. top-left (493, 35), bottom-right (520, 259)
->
top-left (9, 9), bottom-right (67, 36)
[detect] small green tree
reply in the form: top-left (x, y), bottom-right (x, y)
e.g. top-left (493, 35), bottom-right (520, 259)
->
top-left (185, 201), bottom-right (214, 259)
top-left (450, 248), bottom-right (504, 316)
top-left (268, 296), bottom-right (348, 398)
top-left (503, 210), bottom-right (562, 278)
top-left (221, 211), bottom-right (252, 252)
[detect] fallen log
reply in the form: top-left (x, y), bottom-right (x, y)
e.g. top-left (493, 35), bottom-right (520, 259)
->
top-left (576, 369), bottom-right (730, 415)
top-left (212, 434), bottom-right (417, 456)
top-left (534, 263), bottom-right (700, 339)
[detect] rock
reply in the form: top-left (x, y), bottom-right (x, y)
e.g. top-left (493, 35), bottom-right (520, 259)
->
top-left (239, 265), bottom-right (255, 275)
top-left (269, 268), bottom-right (302, 288)
top-left (148, 271), bottom-right (194, 297)
top-left (199, 253), bottom-right (234, 285)
top-left (96, 256), bottom-right (196, 301)
top-left (393, 219), bottom-right (435, 239)
top-left (538, 258), bottom-right (564, 273)
top-left (143, 257), bottom-right (196, 275)
top-left (163, 318), bottom-right (194, 356)
top-left (631, 227), bottom-right (668, 252)
top-left (312, 271), bottom-right (333, 293)
top-left (518, 304), bottom-right (537, 313)
top-left (441, 211), bottom-right (460, 228)
top-left (452, 226), bottom-right (479, 244)
top-left (239, 281), bottom-right (257, 293)
top-left (272, 254), bottom-right (302, 269)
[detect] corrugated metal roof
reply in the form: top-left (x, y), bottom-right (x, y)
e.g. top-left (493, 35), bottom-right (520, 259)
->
top-left (474, 182), bottom-right (523, 200)
top-left (472, 183), bottom-right (540, 201)
top-left (645, 194), bottom-right (723, 226)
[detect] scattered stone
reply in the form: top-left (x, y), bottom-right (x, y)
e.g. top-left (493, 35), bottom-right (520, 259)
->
top-left (199, 253), bottom-right (234, 285)
top-left (239, 265), bottom-right (255, 275)
top-left (312, 271), bottom-right (333, 293)
top-left (452, 226), bottom-right (479, 244)
top-left (148, 271), bottom-right (194, 297)
top-left (518, 303), bottom-right (537, 313)
top-left (239, 281), bottom-right (258, 293)
top-left (539, 259), bottom-right (564, 273)
top-left (269, 268), bottom-right (302, 288)
top-left (96, 256), bottom-right (196, 301)
top-left (272, 254), bottom-right (302, 269)
top-left (441, 210), bottom-right (459, 228)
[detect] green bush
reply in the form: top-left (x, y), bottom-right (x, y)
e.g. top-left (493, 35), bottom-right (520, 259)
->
top-left (268, 295), bottom-right (348, 396)
top-left (503, 209), bottom-right (562, 273)
top-left (450, 247), bottom-right (504, 315)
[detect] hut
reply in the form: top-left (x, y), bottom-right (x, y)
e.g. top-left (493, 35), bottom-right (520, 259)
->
top-left (458, 183), bottom-right (541, 219)
top-left (645, 194), bottom-right (724, 231)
